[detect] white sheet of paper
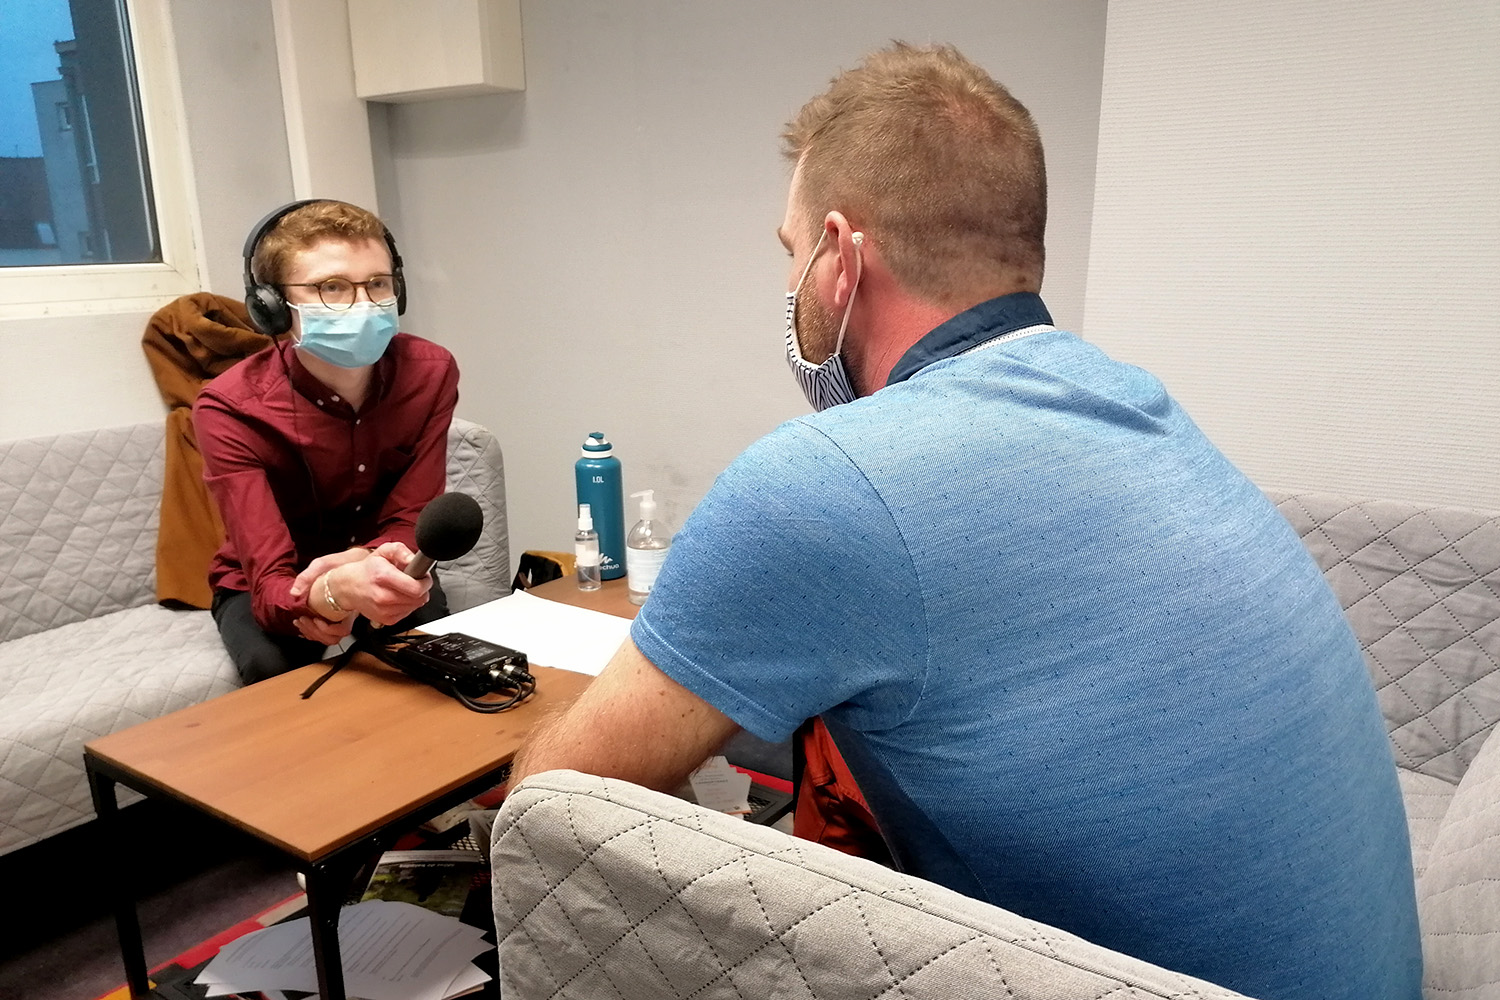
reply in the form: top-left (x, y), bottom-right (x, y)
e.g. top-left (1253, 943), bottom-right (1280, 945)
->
top-left (689, 756), bottom-right (753, 815)
top-left (197, 900), bottom-right (490, 1000)
top-left (420, 589), bottom-right (632, 676)
top-left (441, 960), bottom-right (494, 999)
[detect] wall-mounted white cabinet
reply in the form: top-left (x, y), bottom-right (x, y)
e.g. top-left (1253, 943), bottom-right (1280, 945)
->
top-left (348, 0), bottom-right (524, 102)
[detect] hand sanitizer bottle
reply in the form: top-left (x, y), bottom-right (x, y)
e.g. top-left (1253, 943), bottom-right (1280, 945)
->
top-left (626, 489), bottom-right (672, 606)
top-left (575, 503), bottom-right (601, 591)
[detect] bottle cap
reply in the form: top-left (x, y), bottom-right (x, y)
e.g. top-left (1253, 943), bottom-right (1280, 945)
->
top-left (577, 503), bottom-right (594, 531)
top-left (631, 489), bottom-right (657, 520)
top-left (580, 432), bottom-right (613, 457)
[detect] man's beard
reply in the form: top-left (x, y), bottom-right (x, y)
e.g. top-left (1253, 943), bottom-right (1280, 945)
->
top-left (793, 279), bottom-right (842, 365)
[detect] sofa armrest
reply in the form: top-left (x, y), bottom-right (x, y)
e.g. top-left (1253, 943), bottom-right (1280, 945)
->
top-left (1418, 723), bottom-right (1500, 999)
top-left (1267, 490), bottom-right (1500, 786)
top-left (443, 417), bottom-right (509, 612)
top-left (491, 771), bottom-right (1258, 1000)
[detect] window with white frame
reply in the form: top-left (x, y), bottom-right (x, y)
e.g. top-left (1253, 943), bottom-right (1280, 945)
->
top-left (0, 0), bottom-right (200, 317)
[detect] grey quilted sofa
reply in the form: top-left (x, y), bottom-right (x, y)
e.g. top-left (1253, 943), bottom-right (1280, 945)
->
top-left (491, 490), bottom-right (1500, 1000)
top-left (0, 416), bottom-right (509, 857)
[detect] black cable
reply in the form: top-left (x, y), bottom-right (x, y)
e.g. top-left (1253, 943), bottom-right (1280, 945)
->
top-left (452, 677), bottom-right (535, 713)
top-left (298, 620), bottom-right (406, 699)
top-left (299, 643), bottom-right (357, 699)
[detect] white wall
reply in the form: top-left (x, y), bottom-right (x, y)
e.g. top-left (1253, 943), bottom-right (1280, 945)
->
top-left (1084, 0), bottom-right (1499, 508)
top-left (0, 0), bottom-right (294, 442)
top-left (377, 0), bottom-right (1108, 568)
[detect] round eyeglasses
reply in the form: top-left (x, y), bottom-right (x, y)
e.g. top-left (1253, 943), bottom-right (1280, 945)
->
top-left (283, 274), bottom-right (401, 309)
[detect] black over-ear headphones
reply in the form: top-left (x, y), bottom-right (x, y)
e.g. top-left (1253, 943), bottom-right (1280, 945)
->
top-left (241, 198), bottom-right (408, 337)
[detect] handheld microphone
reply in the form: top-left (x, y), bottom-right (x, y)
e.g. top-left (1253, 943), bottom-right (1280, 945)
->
top-left (406, 492), bottom-right (484, 578)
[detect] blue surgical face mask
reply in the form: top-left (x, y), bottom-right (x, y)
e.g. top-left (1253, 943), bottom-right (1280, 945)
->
top-left (784, 229), bottom-right (864, 411)
top-left (292, 301), bottom-right (398, 368)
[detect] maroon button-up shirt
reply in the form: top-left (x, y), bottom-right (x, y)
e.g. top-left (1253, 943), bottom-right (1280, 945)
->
top-left (194, 333), bottom-right (460, 634)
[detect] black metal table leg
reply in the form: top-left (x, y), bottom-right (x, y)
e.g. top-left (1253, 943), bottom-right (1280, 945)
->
top-left (304, 860), bottom-right (349, 1000)
top-left (82, 739), bottom-right (512, 1000)
top-left (87, 761), bottom-right (150, 998)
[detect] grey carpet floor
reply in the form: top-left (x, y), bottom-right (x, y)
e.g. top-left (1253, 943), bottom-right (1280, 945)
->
top-left (0, 799), bottom-right (298, 1000)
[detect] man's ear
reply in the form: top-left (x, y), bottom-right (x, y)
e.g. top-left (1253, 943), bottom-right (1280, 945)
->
top-left (824, 211), bottom-right (864, 307)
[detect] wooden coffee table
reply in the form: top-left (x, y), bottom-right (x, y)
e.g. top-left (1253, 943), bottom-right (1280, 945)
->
top-left (84, 577), bottom-right (632, 1000)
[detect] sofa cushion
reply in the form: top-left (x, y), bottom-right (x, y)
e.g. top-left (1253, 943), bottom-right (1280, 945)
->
top-left (0, 604), bottom-right (236, 854)
top-left (1398, 768), bottom-right (1457, 881)
top-left (1269, 491), bottom-right (1500, 785)
top-left (494, 771), bottom-right (1256, 1000)
top-left (1418, 729), bottom-right (1500, 999)
top-left (0, 424), bottom-right (163, 644)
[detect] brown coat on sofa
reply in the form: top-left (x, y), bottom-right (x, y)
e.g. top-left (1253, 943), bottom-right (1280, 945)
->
top-left (140, 293), bottom-right (270, 609)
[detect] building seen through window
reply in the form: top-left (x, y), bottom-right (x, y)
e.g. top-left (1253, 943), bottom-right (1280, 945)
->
top-left (0, 0), bottom-right (159, 267)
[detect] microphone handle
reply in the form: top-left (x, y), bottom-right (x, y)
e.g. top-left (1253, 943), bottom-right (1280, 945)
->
top-left (406, 552), bottom-right (436, 579)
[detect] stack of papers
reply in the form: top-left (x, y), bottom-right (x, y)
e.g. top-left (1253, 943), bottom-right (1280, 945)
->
top-left (421, 589), bottom-right (633, 677)
top-left (197, 900), bottom-right (490, 1000)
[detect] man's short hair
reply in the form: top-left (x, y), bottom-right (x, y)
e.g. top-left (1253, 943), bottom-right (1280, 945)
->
top-left (783, 42), bottom-right (1047, 307)
top-left (251, 200), bottom-right (389, 285)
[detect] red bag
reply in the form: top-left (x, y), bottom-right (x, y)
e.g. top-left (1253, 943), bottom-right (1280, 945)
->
top-left (793, 717), bottom-right (893, 866)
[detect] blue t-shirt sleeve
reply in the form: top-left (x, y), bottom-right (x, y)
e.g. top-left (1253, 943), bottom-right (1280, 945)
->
top-left (630, 419), bottom-right (928, 743)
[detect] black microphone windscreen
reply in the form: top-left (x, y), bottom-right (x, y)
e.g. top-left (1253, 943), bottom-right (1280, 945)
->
top-left (414, 492), bottom-right (484, 562)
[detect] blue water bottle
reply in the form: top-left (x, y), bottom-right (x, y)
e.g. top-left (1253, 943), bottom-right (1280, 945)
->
top-left (575, 432), bottom-right (625, 580)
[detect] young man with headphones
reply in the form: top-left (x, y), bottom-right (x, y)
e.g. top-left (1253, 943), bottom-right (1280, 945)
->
top-left (193, 199), bottom-right (460, 684)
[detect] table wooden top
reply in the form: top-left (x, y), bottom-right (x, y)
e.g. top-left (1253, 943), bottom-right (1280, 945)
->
top-left (85, 579), bottom-right (637, 863)
top-left (526, 575), bottom-right (640, 619)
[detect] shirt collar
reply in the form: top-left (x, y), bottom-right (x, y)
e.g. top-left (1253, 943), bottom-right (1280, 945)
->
top-left (281, 337), bottom-right (394, 410)
top-left (885, 292), bottom-right (1053, 387)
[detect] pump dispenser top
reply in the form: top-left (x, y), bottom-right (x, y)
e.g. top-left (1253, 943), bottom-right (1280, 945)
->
top-left (634, 489), bottom-right (657, 520)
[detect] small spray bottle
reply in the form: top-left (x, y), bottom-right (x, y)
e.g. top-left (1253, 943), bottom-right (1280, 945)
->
top-left (626, 489), bottom-right (672, 606)
top-left (575, 503), bottom-right (601, 591)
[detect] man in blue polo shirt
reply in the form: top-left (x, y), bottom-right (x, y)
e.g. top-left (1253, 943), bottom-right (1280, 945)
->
top-left (512, 42), bottom-right (1420, 1000)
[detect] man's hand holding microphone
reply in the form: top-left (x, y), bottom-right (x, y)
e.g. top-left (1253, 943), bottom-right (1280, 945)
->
top-left (288, 492), bottom-right (484, 643)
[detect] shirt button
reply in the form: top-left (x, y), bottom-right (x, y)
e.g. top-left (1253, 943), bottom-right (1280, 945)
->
top-left (331, 394), bottom-right (341, 402)
top-left (350, 535), bottom-right (357, 543)
top-left (357, 464), bottom-right (366, 472)
top-left (355, 504), bottom-right (362, 512)
top-left (355, 419), bottom-right (361, 425)
top-left (316, 399), bottom-right (324, 407)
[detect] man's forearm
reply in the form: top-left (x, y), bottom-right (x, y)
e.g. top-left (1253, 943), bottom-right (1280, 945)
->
top-left (510, 704), bottom-right (676, 791)
top-left (509, 638), bottom-right (740, 791)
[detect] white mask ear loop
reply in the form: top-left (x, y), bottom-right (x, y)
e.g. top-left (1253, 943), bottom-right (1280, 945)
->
top-left (831, 231), bottom-right (864, 356)
top-left (794, 230), bottom-right (827, 297)
top-left (287, 302), bottom-right (304, 346)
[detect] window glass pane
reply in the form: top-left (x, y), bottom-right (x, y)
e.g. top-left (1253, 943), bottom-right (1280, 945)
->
top-left (0, 0), bottom-right (159, 267)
